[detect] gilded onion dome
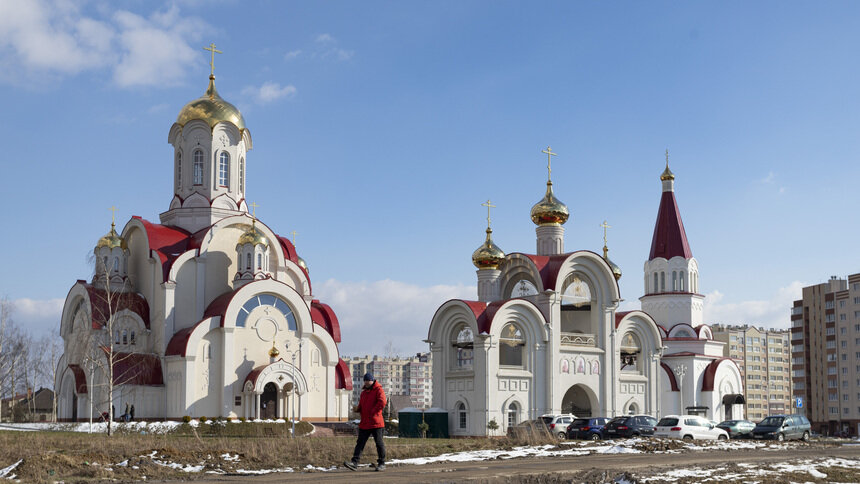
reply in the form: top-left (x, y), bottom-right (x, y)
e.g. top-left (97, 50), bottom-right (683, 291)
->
top-left (660, 165), bottom-right (675, 181)
top-left (530, 181), bottom-right (570, 226)
top-left (237, 221), bottom-right (268, 247)
top-left (296, 255), bottom-right (308, 272)
top-left (603, 246), bottom-right (622, 281)
top-left (96, 222), bottom-right (127, 250)
top-left (472, 228), bottom-right (505, 269)
top-left (176, 75), bottom-right (246, 131)
top-left (268, 342), bottom-right (280, 359)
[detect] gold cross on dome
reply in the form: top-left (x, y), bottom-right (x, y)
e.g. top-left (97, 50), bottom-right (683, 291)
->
top-left (203, 43), bottom-right (222, 76)
top-left (481, 199), bottom-right (496, 229)
top-left (290, 230), bottom-right (298, 245)
top-left (109, 206), bottom-right (117, 225)
top-left (249, 202), bottom-right (259, 219)
top-left (600, 220), bottom-right (611, 246)
top-left (541, 146), bottom-right (557, 181)
top-left (665, 148), bottom-right (670, 169)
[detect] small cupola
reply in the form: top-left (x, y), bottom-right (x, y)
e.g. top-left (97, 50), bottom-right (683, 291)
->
top-left (93, 208), bottom-right (130, 291)
top-left (235, 210), bottom-right (271, 285)
top-left (531, 147), bottom-right (568, 255)
top-left (600, 220), bottom-right (622, 281)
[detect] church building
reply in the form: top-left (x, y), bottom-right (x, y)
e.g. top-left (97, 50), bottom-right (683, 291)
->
top-left (427, 149), bottom-right (744, 436)
top-left (54, 55), bottom-right (353, 422)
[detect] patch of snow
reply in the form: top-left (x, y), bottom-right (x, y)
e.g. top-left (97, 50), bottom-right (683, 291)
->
top-left (0, 460), bottom-right (22, 479)
top-left (303, 464), bottom-right (337, 472)
top-left (236, 468), bottom-right (293, 474)
top-left (807, 468), bottom-right (826, 478)
top-left (220, 453), bottom-right (240, 462)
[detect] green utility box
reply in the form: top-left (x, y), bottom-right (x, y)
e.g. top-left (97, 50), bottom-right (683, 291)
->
top-left (397, 407), bottom-right (449, 438)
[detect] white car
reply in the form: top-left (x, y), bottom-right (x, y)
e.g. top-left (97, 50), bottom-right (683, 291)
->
top-left (539, 414), bottom-right (576, 439)
top-left (654, 415), bottom-right (729, 440)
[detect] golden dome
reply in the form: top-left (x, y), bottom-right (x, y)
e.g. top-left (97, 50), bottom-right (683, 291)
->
top-left (660, 165), bottom-right (675, 181)
top-left (472, 228), bottom-right (505, 269)
top-left (603, 247), bottom-right (622, 281)
top-left (96, 223), bottom-right (127, 250)
top-left (268, 343), bottom-right (280, 359)
top-left (296, 255), bottom-right (308, 272)
top-left (530, 181), bottom-right (570, 226)
top-left (237, 222), bottom-right (268, 247)
top-left (176, 75), bottom-right (246, 131)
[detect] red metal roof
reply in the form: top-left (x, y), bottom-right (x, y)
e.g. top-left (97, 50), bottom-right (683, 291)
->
top-left (311, 300), bottom-right (342, 343)
top-left (132, 217), bottom-right (192, 281)
top-left (81, 283), bottom-right (150, 329)
top-left (701, 357), bottom-right (737, 392)
top-left (336, 358), bottom-right (353, 391)
top-left (165, 319), bottom-right (207, 357)
top-left (660, 362), bottom-right (679, 391)
top-left (648, 191), bottom-right (692, 261)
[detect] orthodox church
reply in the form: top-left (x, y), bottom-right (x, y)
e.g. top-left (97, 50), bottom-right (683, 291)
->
top-left (427, 149), bottom-right (744, 436)
top-left (54, 57), bottom-right (353, 422)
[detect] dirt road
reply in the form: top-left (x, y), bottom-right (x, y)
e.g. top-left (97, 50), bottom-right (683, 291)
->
top-left (195, 445), bottom-right (860, 483)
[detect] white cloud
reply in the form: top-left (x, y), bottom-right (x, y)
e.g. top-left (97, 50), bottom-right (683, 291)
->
top-left (241, 82), bottom-right (296, 104)
top-left (9, 297), bottom-right (64, 337)
top-left (315, 33), bottom-right (335, 44)
top-left (315, 279), bottom-right (475, 357)
top-left (703, 281), bottom-right (805, 330)
top-left (762, 171), bottom-right (776, 184)
top-left (0, 1), bottom-right (207, 87)
top-left (308, 33), bottom-right (353, 61)
top-left (284, 49), bottom-right (301, 61)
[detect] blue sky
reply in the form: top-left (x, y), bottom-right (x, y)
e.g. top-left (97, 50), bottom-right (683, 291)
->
top-left (1, 1), bottom-right (859, 356)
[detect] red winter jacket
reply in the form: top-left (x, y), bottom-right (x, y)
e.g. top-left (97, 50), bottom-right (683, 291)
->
top-left (356, 380), bottom-right (386, 429)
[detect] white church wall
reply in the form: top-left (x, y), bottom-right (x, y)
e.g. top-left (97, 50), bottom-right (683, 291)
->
top-left (174, 256), bottom-right (199, 332)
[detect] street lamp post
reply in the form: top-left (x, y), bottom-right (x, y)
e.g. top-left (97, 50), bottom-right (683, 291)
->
top-left (674, 364), bottom-right (687, 415)
top-left (286, 339), bottom-right (303, 437)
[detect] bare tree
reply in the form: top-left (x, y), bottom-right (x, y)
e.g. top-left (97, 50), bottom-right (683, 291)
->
top-left (0, 301), bottom-right (27, 422)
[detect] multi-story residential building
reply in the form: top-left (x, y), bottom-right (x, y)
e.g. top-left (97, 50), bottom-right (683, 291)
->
top-left (792, 274), bottom-right (860, 437)
top-left (346, 353), bottom-right (432, 411)
top-left (711, 325), bottom-right (792, 421)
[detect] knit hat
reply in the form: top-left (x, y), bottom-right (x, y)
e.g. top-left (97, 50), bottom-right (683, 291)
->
top-left (363, 372), bottom-right (374, 382)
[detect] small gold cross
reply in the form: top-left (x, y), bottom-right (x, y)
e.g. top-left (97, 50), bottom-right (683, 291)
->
top-left (203, 43), bottom-right (222, 77)
top-left (665, 148), bottom-right (670, 169)
top-left (249, 202), bottom-right (259, 219)
top-left (109, 206), bottom-right (117, 225)
top-left (541, 146), bottom-right (557, 181)
top-left (600, 220), bottom-right (611, 246)
top-left (481, 199), bottom-right (496, 229)
top-left (290, 230), bottom-right (298, 245)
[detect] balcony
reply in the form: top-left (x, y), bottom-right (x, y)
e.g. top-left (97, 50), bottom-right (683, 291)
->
top-left (560, 332), bottom-right (596, 347)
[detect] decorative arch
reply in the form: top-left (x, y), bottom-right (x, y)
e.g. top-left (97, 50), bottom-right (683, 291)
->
top-left (552, 251), bottom-right (620, 307)
top-left (500, 394), bottom-right (525, 428)
top-left (243, 359), bottom-right (308, 395)
top-left (499, 254), bottom-right (544, 299)
top-left (561, 384), bottom-right (598, 417)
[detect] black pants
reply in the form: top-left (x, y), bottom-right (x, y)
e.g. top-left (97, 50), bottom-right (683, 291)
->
top-left (352, 427), bottom-right (385, 465)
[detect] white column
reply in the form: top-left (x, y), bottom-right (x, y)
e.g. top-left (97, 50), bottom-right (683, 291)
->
top-left (254, 393), bottom-right (260, 420)
top-left (220, 327), bottom-right (236, 417)
top-left (161, 281), bottom-right (177, 354)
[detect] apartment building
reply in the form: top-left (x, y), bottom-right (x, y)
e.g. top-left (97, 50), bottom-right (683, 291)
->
top-left (792, 274), bottom-right (860, 437)
top-left (346, 353), bottom-right (432, 411)
top-left (711, 325), bottom-right (792, 421)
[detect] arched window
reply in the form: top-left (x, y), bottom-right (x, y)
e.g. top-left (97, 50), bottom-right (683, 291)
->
top-left (452, 326), bottom-right (474, 368)
top-left (176, 152), bottom-right (182, 190)
top-left (102, 256), bottom-right (108, 271)
top-left (679, 271), bottom-right (685, 291)
top-left (257, 253), bottom-right (262, 270)
top-left (457, 402), bottom-right (467, 429)
top-left (113, 257), bottom-right (119, 272)
top-left (122, 330), bottom-right (128, 345)
top-left (660, 272), bottom-right (665, 292)
top-left (218, 152), bottom-right (230, 187)
top-left (672, 271), bottom-right (677, 291)
top-left (246, 253), bottom-right (251, 270)
top-left (507, 402), bottom-right (519, 428)
top-left (653, 273), bottom-right (658, 294)
top-left (193, 149), bottom-right (204, 185)
top-left (620, 332), bottom-right (642, 372)
top-left (239, 157), bottom-right (245, 193)
top-left (499, 323), bottom-right (525, 367)
top-left (115, 330), bottom-right (120, 344)
top-left (130, 331), bottom-right (136, 345)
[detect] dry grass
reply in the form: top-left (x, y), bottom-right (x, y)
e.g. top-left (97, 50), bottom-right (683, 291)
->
top-left (0, 428), bottom-right (553, 482)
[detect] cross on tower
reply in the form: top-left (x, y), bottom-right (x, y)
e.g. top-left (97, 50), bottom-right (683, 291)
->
top-left (665, 148), bottom-right (670, 169)
top-left (249, 202), bottom-right (259, 219)
top-left (481, 199), bottom-right (496, 229)
top-left (290, 230), bottom-right (298, 246)
top-left (600, 220), bottom-right (612, 246)
top-left (541, 146), bottom-right (557, 181)
top-left (109, 206), bottom-right (117, 226)
top-left (203, 43), bottom-right (222, 77)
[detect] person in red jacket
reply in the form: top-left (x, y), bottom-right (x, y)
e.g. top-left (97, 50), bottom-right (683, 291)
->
top-left (344, 373), bottom-right (387, 471)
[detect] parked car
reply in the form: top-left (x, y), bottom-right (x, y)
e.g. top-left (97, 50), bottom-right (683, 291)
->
top-left (751, 414), bottom-right (811, 441)
top-left (653, 415), bottom-right (729, 440)
top-left (507, 419), bottom-right (553, 439)
top-left (603, 415), bottom-right (657, 438)
top-left (539, 414), bottom-right (576, 439)
top-left (716, 419), bottom-right (756, 439)
top-left (566, 417), bottom-right (610, 440)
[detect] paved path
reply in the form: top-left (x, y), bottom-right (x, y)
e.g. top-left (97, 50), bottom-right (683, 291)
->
top-left (191, 445), bottom-right (860, 483)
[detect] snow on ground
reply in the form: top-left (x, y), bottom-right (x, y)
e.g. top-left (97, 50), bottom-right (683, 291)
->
top-left (639, 457), bottom-right (859, 482)
top-left (0, 418), bottom-right (299, 435)
top-left (0, 459), bottom-right (22, 479)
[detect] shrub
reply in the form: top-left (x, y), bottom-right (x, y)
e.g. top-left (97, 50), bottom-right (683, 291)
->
top-left (199, 416), bottom-right (207, 423)
top-left (487, 418), bottom-right (499, 436)
top-left (294, 420), bottom-right (314, 436)
top-left (181, 416), bottom-right (191, 423)
top-left (238, 417), bottom-right (246, 423)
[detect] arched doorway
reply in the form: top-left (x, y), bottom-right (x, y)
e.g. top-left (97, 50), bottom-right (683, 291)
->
top-left (561, 384), bottom-right (595, 417)
top-left (261, 382), bottom-right (278, 419)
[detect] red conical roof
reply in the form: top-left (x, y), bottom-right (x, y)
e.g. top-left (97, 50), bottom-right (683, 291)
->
top-left (648, 190), bottom-right (692, 260)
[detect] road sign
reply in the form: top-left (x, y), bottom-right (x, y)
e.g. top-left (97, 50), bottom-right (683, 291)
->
top-left (796, 397), bottom-right (803, 408)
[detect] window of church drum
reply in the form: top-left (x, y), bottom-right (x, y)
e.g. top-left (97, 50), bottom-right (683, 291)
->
top-left (620, 332), bottom-right (642, 373)
top-left (176, 152), bottom-right (182, 190)
top-left (499, 323), bottom-right (525, 367)
top-left (452, 326), bottom-right (474, 369)
top-left (219, 152), bottom-right (230, 187)
top-left (239, 157), bottom-right (245, 193)
top-left (193, 149), bottom-right (204, 185)
top-left (457, 402), bottom-right (467, 429)
top-left (507, 402), bottom-right (519, 428)
top-left (246, 253), bottom-right (252, 270)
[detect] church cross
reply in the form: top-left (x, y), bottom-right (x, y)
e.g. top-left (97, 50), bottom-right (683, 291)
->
top-left (600, 220), bottom-right (611, 246)
top-left (249, 202), bottom-right (259, 219)
top-left (203, 43), bottom-right (222, 77)
top-left (541, 146), bottom-right (557, 181)
top-left (290, 230), bottom-right (298, 245)
top-left (109, 206), bottom-right (117, 226)
top-left (481, 199), bottom-right (496, 229)
top-left (665, 148), bottom-right (670, 169)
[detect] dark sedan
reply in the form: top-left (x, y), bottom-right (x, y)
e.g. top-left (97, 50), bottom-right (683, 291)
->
top-left (603, 415), bottom-right (657, 438)
top-left (566, 417), bottom-right (610, 440)
top-left (716, 419), bottom-right (756, 438)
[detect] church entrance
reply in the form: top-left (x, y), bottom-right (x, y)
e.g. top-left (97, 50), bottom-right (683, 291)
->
top-left (260, 382), bottom-right (278, 419)
top-left (72, 394), bottom-right (78, 421)
top-left (561, 384), bottom-right (595, 417)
